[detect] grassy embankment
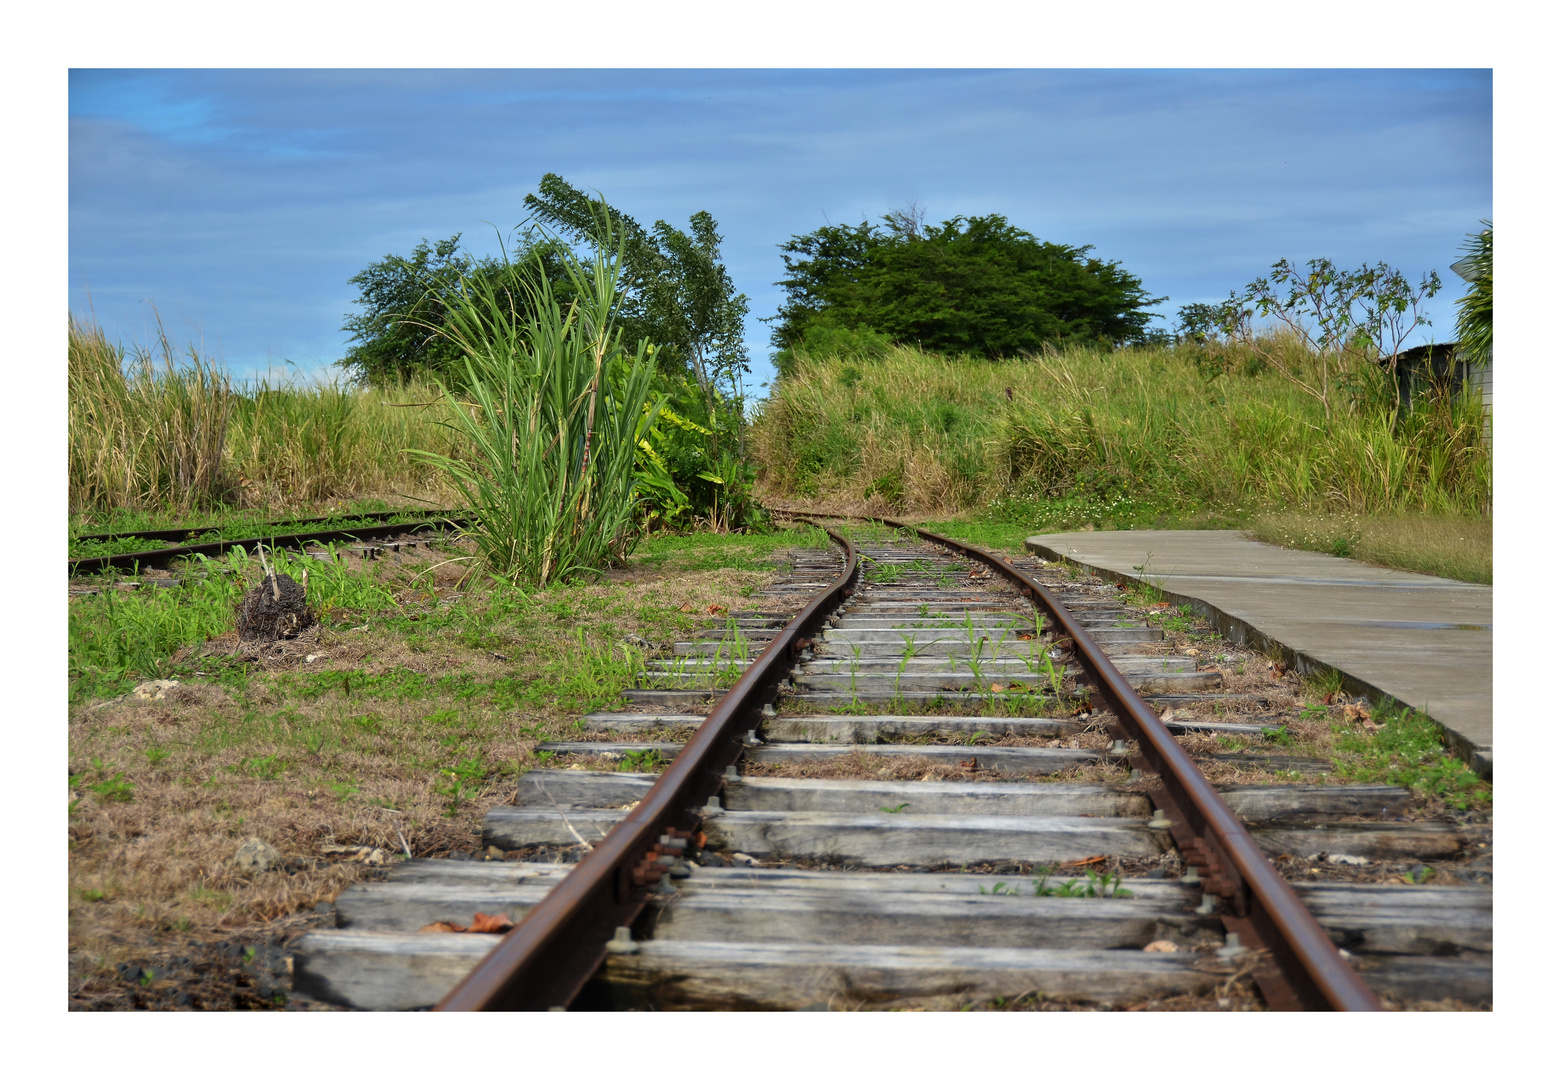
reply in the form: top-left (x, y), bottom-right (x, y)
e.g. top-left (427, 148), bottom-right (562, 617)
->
top-left (752, 341), bottom-right (1491, 583)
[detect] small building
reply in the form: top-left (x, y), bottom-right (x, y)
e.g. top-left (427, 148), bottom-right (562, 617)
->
top-left (1380, 343), bottom-right (1492, 442)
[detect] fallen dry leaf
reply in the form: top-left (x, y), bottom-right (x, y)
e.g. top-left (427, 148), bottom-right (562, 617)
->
top-left (1342, 702), bottom-right (1371, 722)
top-left (678, 604), bottom-right (695, 613)
top-left (467, 912), bottom-right (515, 933)
top-left (417, 912), bottom-right (515, 934)
top-left (1322, 691), bottom-right (1337, 705)
top-left (706, 604), bottom-right (728, 615)
top-left (1143, 940), bottom-right (1180, 953)
top-left (1060, 855), bottom-right (1106, 868)
top-left (991, 683), bottom-right (1006, 694)
top-left (959, 757), bottom-right (979, 771)
top-left (1361, 719), bottom-right (1382, 734)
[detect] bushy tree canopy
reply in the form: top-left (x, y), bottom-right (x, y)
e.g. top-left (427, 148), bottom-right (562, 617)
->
top-left (339, 236), bottom-right (483, 385)
top-left (340, 174), bottom-right (750, 411)
top-left (523, 174), bottom-right (750, 401)
top-left (338, 234), bottom-right (575, 385)
top-left (770, 212), bottom-right (1164, 365)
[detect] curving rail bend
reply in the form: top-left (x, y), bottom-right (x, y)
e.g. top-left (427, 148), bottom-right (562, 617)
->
top-left (439, 515), bottom-right (1380, 1011)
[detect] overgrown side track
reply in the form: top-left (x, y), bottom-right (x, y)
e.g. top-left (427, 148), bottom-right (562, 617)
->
top-left (291, 522), bottom-right (1491, 1011)
top-left (69, 513), bottom-right (470, 575)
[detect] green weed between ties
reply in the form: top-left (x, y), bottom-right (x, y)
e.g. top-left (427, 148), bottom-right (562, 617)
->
top-left (1333, 704), bottom-right (1490, 811)
top-left (979, 865), bottom-right (1133, 899)
top-left (434, 757), bottom-right (489, 816)
top-left (618, 748), bottom-right (666, 773)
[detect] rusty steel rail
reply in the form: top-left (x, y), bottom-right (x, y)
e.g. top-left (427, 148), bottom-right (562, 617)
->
top-left (844, 515), bottom-right (1382, 1011)
top-left (435, 526), bottom-right (861, 1011)
top-left (68, 516), bottom-right (471, 575)
top-left (72, 509), bottom-right (460, 545)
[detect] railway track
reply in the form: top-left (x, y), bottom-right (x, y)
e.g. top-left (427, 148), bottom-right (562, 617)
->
top-left (290, 519), bottom-right (1492, 1011)
top-left (68, 510), bottom-right (468, 576)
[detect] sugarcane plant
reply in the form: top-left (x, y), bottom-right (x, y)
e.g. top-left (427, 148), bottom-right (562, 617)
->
top-left (413, 212), bottom-right (667, 587)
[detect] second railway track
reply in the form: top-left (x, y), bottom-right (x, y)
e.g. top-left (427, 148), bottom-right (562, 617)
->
top-left (291, 519), bottom-right (1492, 1011)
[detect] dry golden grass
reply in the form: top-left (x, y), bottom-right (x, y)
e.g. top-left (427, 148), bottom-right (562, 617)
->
top-left (752, 341), bottom-right (1492, 584)
top-left (68, 315), bottom-right (468, 519)
top-left (754, 341), bottom-right (1492, 519)
top-left (1248, 511), bottom-right (1492, 584)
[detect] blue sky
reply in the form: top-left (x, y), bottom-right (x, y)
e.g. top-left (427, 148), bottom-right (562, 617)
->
top-left (69, 69), bottom-right (1491, 391)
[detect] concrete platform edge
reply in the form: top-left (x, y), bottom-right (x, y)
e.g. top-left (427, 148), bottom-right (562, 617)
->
top-left (1022, 538), bottom-right (1493, 781)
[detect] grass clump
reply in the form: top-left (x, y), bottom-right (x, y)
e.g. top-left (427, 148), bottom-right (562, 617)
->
top-left (70, 315), bottom-right (235, 515)
top-left (1332, 704), bottom-right (1491, 812)
top-left (414, 222), bottom-right (663, 587)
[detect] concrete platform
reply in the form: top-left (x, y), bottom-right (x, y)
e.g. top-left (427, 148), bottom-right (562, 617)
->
top-left (1024, 530), bottom-right (1492, 779)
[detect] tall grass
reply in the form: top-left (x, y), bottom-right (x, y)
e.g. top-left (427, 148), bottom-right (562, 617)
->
top-left (70, 315), bottom-right (236, 514)
top-left (225, 378), bottom-right (469, 509)
top-left (68, 317), bottom-right (472, 522)
top-left (413, 226), bottom-right (664, 586)
top-left (752, 340), bottom-right (1492, 520)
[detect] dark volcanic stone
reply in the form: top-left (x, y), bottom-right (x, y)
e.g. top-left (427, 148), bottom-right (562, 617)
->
top-left (235, 573), bottom-right (315, 641)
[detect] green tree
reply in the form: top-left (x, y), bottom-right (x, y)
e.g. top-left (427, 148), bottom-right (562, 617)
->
top-left (1217, 258), bottom-right (1441, 421)
top-left (1175, 302), bottom-right (1223, 345)
top-left (769, 212), bottom-right (1164, 365)
top-left (1452, 221), bottom-right (1492, 368)
top-left (521, 174), bottom-right (751, 409)
top-left (338, 235), bottom-right (479, 384)
top-left (338, 234), bottom-right (579, 386)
